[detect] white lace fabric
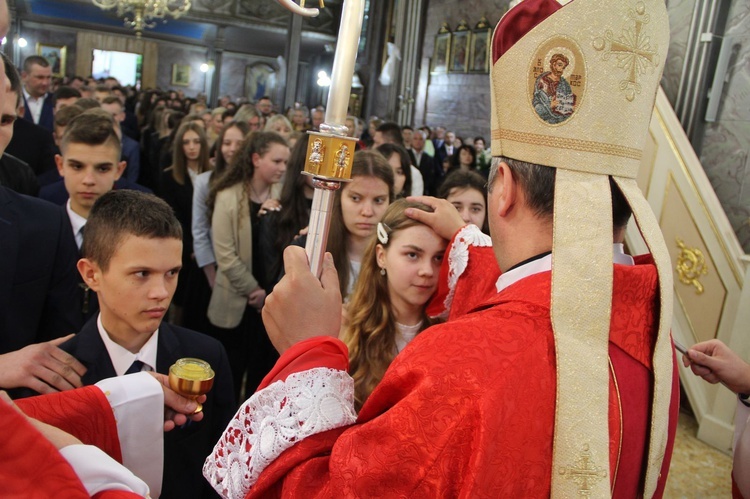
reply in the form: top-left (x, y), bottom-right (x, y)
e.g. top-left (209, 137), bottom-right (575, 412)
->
top-left (441, 224), bottom-right (492, 317)
top-left (203, 368), bottom-right (357, 499)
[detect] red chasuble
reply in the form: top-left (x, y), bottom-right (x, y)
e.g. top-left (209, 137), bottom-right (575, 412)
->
top-left (2, 386), bottom-right (140, 498)
top-left (220, 253), bottom-right (678, 498)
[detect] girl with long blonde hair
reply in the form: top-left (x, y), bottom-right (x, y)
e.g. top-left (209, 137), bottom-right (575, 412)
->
top-left (342, 199), bottom-right (448, 409)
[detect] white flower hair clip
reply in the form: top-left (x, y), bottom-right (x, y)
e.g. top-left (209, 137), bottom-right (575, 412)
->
top-left (377, 222), bottom-right (390, 245)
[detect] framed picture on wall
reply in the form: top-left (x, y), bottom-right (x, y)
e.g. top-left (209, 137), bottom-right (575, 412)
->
top-left (171, 64), bottom-right (190, 86)
top-left (36, 43), bottom-right (66, 77)
top-left (245, 62), bottom-right (277, 102)
top-left (469, 17), bottom-right (492, 73)
top-left (448, 20), bottom-right (470, 74)
top-left (430, 23), bottom-right (451, 74)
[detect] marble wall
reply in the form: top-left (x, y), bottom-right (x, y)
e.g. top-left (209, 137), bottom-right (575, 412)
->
top-left (698, 0), bottom-right (750, 252)
top-left (156, 44), bottom-right (208, 98)
top-left (663, 0), bottom-right (750, 253)
top-left (413, 0), bottom-right (510, 140)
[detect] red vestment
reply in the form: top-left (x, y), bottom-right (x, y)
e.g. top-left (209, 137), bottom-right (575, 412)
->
top-left (207, 244), bottom-right (679, 497)
top-left (2, 386), bottom-right (140, 499)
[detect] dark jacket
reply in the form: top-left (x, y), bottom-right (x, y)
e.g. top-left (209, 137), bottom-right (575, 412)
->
top-left (22, 92), bottom-right (55, 132)
top-left (5, 117), bottom-right (57, 182)
top-left (0, 153), bottom-right (39, 196)
top-left (0, 186), bottom-right (81, 356)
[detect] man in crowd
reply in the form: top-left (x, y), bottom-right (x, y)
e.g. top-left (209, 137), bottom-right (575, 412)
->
top-left (255, 95), bottom-right (274, 120)
top-left (0, 52), bottom-right (37, 196)
top-left (410, 129), bottom-right (440, 196)
top-left (0, 51), bottom-right (82, 396)
top-left (311, 106), bottom-right (325, 130)
top-left (21, 55), bottom-right (54, 132)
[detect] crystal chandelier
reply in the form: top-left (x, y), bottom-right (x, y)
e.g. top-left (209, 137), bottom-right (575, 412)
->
top-left (92, 0), bottom-right (192, 37)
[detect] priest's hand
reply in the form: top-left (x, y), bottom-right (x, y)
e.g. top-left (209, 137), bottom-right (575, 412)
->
top-left (405, 195), bottom-right (467, 240)
top-left (0, 391), bottom-right (82, 449)
top-left (684, 339), bottom-right (750, 395)
top-left (263, 247), bottom-right (341, 355)
top-left (0, 335), bottom-right (86, 394)
top-left (147, 372), bottom-right (206, 431)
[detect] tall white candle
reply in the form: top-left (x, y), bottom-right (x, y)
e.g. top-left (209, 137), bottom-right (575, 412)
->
top-left (325, 0), bottom-right (366, 128)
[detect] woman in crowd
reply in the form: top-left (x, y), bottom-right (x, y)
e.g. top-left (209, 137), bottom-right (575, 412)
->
top-left (207, 131), bottom-right (290, 400)
top-left (235, 105), bottom-right (263, 132)
top-left (258, 134), bottom-right (314, 291)
top-left (447, 144), bottom-right (477, 175)
top-left (264, 114), bottom-right (293, 142)
top-left (342, 199), bottom-right (447, 410)
top-left (160, 122), bottom-right (211, 325)
top-left (187, 120), bottom-right (251, 332)
top-left (207, 107), bottom-right (226, 147)
top-left (376, 143), bottom-right (412, 199)
top-left (437, 169), bottom-right (488, 233)
top-left (325, 150), bottom-right (394, 300)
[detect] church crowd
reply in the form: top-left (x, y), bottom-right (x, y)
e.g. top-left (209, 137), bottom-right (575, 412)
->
top-left (2, 0), bottom-right (750, 496)
top-left (1, 50), bottom-right (498, 498)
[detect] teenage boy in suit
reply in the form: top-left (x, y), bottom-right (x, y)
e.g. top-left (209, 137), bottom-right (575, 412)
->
top-left (61, 189), bottom-right (236, 498)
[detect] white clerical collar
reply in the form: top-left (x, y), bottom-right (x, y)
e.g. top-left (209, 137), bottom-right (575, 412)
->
top-left (97, 314), bottom-right (159, 376)
top-left (66, 199), bottom-right (87, 250)
top-left (495, 244), bottom-right (635, 294)
top-left (613, 243), bottom-right (634, 266)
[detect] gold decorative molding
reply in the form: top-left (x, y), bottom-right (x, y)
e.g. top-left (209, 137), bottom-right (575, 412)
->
top-left (654, 108), bottom-right (742, 286)
top-left (676, 237), bottom-right (708, 294)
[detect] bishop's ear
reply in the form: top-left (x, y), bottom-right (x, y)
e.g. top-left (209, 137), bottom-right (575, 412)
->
top-left (488, 161), bottom-right (517, 218)
top-left (77, 258), bottom-right (102, 292)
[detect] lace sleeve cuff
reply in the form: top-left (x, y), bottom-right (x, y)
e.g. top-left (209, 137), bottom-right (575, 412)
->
top-left (203, 367), bottom-right (357, 498)
top-left (442, 224), bottom-right (492, 317)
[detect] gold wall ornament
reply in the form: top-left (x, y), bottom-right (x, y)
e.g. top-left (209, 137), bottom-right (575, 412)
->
top-left (675, 238), bottom-right (708, 294)
top-left (592, 1), bottom-right (660, 102)
top-left (558, 444), bottom-right (608, 496)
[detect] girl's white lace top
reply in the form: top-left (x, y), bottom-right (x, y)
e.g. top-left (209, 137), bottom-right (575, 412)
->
top-left (203, 367), bottom-right (356, 499)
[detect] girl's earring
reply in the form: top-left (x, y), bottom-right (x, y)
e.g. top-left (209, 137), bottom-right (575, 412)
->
top-left (380, 268), bottom-right (386, 276)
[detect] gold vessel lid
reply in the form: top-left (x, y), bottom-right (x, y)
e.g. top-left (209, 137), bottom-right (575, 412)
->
top-left (169, 358), bottom-right (215, 381)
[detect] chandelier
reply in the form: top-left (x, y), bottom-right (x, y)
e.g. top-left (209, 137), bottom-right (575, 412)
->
top-left (92, 0), bottom-right (192, 37)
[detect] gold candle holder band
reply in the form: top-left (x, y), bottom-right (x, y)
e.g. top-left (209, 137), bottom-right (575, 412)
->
top-left (303, 132), bottom-right (357, 180)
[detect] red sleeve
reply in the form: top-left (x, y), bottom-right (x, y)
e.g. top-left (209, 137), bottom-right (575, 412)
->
top-left (1, 399), bottom-right (91, 498)
top-left (427, 227), bottom-right (500, 320)
top-left (16, 385), bottom-right (123, 463)
top-left (257, 337), bottom-right (349, 390)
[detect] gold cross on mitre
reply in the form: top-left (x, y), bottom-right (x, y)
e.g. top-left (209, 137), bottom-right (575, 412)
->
top-left (592, 0), bottom-right (659, 101)
top-left (559, 444), bottom-right (608, 496)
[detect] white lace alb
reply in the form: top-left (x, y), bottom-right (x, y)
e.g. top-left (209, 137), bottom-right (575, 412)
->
top-left (440, 224), bottom-right (492, 318)
top-left (203, 367), bottom-right (356, 498)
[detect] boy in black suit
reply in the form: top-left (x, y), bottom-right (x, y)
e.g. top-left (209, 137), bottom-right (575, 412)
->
top-left (61, 189), bottom-right (235, 498)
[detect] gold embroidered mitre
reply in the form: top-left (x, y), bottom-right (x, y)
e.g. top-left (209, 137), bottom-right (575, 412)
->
top-left (490, 0), bottom-right (674, 497)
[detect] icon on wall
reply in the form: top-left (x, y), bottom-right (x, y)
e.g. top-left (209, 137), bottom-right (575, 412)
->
top-left (171, 64), bottom-right (191, 86)
top-left (449, 20), bottom-right (470, 73)
top-left (36, 43), bottom-right (67, 78)
top-left (245, 62), bottom-right (277, 102)
top-left (430, 23), bottom-right (452, 74)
